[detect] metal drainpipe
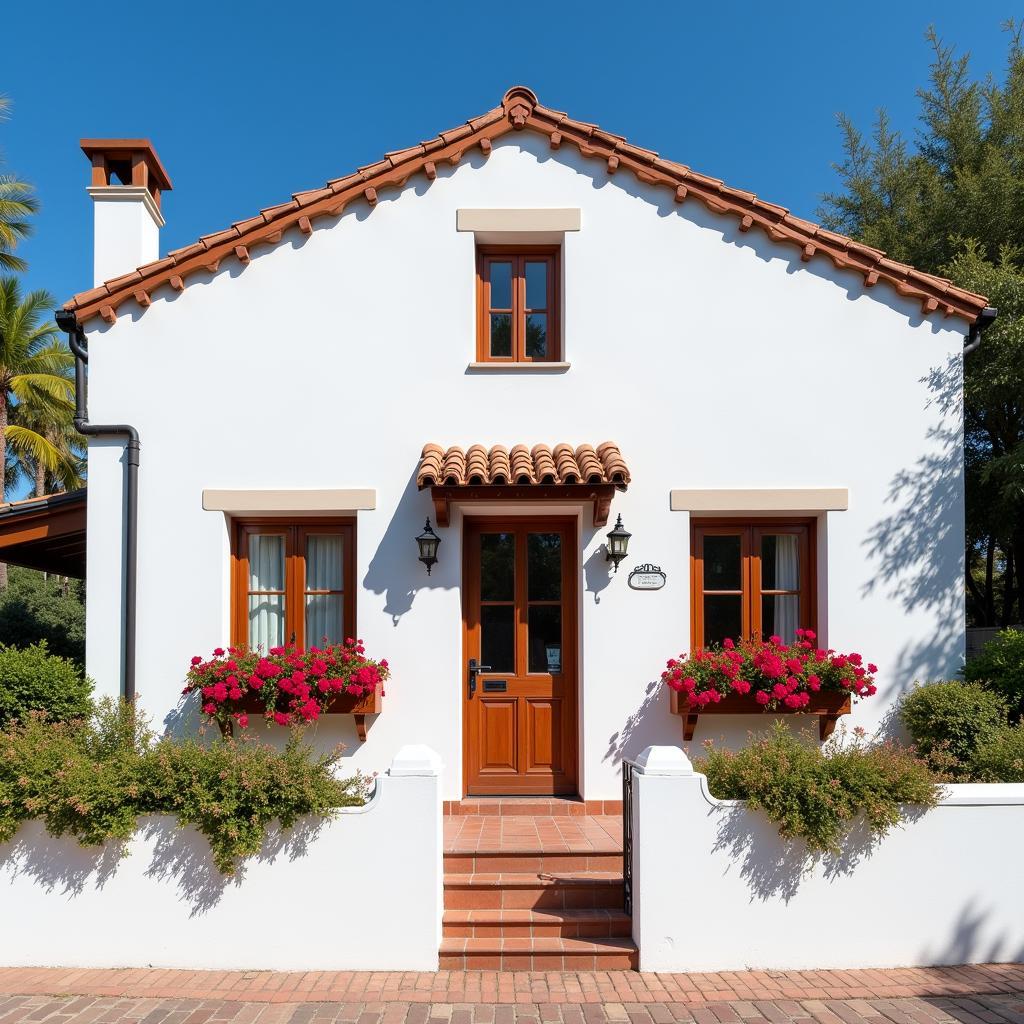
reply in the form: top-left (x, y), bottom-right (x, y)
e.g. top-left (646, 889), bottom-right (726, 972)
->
top-left (963, 305), bottom-right (998, 356)
top-left (55, 310), bottom-right (140, 703)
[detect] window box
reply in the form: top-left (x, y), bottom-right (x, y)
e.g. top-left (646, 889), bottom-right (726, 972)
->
top-left (233, 686), bottom-right (381, 740)
top-left (670, 688), bottom-right (851, 741)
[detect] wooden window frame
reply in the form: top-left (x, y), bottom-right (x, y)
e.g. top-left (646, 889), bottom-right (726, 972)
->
top-left (690, 518), bottom-right (817, 651)
top-left (230, 517), bottom-right (356, 650)
top-left (475, 245), bottom-right (561, 363)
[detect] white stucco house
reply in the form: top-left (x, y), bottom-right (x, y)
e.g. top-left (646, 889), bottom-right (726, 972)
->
top-left (40, 85), bottom-right (997, 802)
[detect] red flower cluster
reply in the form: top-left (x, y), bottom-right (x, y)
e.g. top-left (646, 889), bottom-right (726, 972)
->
top-left (661, 629), bottom-right (878, 711)
top-left (183, 639), bottom-right (390, 729)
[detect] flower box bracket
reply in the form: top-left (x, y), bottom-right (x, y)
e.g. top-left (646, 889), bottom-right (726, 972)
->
top-left (671, 690), bottom-right (852, 742)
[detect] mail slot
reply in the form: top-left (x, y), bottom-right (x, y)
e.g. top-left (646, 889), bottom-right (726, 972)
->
top-left (483, 680), bottom-right (508, 692)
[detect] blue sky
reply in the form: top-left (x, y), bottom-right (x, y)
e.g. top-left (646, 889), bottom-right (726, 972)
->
top-left (1, 2), bottom-right (1017, 310)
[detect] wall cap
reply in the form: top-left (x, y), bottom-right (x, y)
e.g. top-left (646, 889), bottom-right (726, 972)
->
top-left (87, 185), bottom-right (165, 229)
top-left (389, 744), bottom-right (443, 777)
top-left (633, 745), bottom-right (694, 776)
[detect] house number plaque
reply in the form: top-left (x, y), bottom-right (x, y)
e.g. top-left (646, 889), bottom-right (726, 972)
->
top-left (628, 564), bottom-right (666, 591)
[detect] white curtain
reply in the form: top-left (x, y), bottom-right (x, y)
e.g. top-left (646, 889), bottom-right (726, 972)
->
top-left (249, 534), bottom-right (285, 650)
top-left (772, 535), bottom-right (800, 643)
top-left (305, 534), bottom-right (344, 646)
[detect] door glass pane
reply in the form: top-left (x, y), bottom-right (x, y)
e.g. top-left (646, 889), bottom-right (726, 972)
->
top-left (528, 533), bottom-right (561, 601)
top-left (306, 534), bottom-right (343, 591)
top-left (481, 605), bottom-right (515, 672)
top-left (306, 594), bottom-right (344, 646)
top-left (525, 261), bottom-right (547, 308)
top-left (703, 594), bottom-right (742, 648)
top-left (489, 261), bottom-right (512, 308)
top-left (480, 533), bottom-right (515, 600)
top-left (525, 313), bottom-right (547, 358)
top-left (249, 534), bottom-right (284, 591)
top-left (490, 313), bottom-right (512, 357)
top-left (703, 535), bottom-right (742, 590)
top-left (761, 534), bottom-right (799, 590)
top-left (249, 594), bottom-right (285, 651)
top-left (528, 605), bottom-right (562, 673)
top-left (761, 595), bottom-right (799, 644)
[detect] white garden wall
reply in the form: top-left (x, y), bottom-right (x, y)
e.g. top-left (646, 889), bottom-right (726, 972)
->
top-left (0, 746), bottom-right (444, 971)
top-left (80, 132), bottom-right (968, 797)
top-left (630, 746), bottom-right (1024, 972)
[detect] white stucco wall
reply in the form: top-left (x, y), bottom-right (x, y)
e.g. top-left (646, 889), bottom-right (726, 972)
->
top-left (0, 746), bottom-right (443, 971)
top-left (82, 133), bottom-right (967, 798)
top-left (630, 747), bottom-right (1024, 971)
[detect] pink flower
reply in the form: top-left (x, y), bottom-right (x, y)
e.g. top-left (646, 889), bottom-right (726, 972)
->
top-left (783, 693), bottom-right (801, 709)
top-left (768, 635), bottom-right (782, 645)
top-left (723, 638), bottom-right (734, 650)
top-left (666, 677), bottom-right (683, 692)
top-left (867, 663), bottom-right (878, 674)
top-left (772, 682), bottom-right (788, 699)
top-left (866, 684), bottom-right (877, 696)
top-left (213, 648), bottom-right (225, 657)
top-left (236, 714), bottom-right (249, 728)
top-left (212, 682), bottom-right (228, 702)
top-left (272, 712), bottom-right (290, 726)
top-left (318, 678), bottom-right (331, 693)
top-left (202, 702), bottom-right (217, 715)
top-left (807, 674), bottom-right (821, 691)
top-left (248, 674), bottom-right (264, 690)
top-left (755, 691), bottom-right (771, 705)
top-left (733, 680), bottom-right (751, 695)
top-left (191, 656), bottom-right (203, 666)
top-left (228, 687), bottom-right (242, 701)
top-left (803, 629), bottom-right (816, 641)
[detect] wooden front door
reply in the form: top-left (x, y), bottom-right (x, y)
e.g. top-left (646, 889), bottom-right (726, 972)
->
top-left (463, 517), bottom-right (578, 795)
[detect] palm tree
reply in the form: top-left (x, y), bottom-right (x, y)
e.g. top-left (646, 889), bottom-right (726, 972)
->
top-left (0, 277), bottom-right (76, 587)
top-left (8, 388), bottom-right (84, 496)
top-left (0, 97), bottom-right (38, 273)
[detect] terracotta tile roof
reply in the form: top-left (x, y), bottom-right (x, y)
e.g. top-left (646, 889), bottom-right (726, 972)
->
top-left (65, 86), bottom-right (989, 327)
top-left (417, 442), bottom-right (630, 489)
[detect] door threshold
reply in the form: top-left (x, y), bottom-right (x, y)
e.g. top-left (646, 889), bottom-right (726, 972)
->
top-left (444, 796), bottom-right (623, 816)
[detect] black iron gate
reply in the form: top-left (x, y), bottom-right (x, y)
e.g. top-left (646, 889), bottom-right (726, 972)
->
top-left (622, 758), bottom-right (636, 915)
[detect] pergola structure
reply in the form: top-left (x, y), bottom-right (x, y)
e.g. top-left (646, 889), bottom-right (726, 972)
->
top-left (0, 489), bottom-right (87, 578)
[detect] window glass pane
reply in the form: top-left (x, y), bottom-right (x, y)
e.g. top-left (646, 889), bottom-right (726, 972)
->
top-left (306, 534), bottom-right (343, 591)
top-left (528, 605), bottom-right (562, 673)
top-left (306, 593), bottom-right (344, 646)
top-left (481, 605), bottom-right (515, 672)
top-left (525, 261), bottom-right (547, 308)
top-left (702, 535), bottom-right (742, 590)
top-left (249, 534), bottom-right (284, 591)
top-left (480, 533), bottom-right (515, 601)
top-left (249, 593), bottom-right (285, 651)
top-left (525, 313), bottom-right (547, 358)
top-left (489, 261), bottom-right (512, 308)
top-left (528, 532), bottom-right (561, 601)
top-left (703, 594), bottom-right (742, 648)
top-left (490, 313), bottom-right (512, 357)
top-left (761, 534), bottom-right (799, 590)
top-left (761, 594), bottom-right (799, 644)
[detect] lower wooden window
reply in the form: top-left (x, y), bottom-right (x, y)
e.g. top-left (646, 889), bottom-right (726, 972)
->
top-left (690, 520), bottom-right (815, 650)
top-left (231, 518), bottom-right (355, 650)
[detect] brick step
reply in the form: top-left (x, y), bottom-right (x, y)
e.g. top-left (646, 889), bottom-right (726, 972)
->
top-left (443, 907), bottom-right (632, 939)
top-left (443, 871), bottom-right (624, 910)
top-left (438, 935), bottom-right (637, 971)
top-left (445, 799), bottom-right (623, 817)
top-left (443, 849), bottom-right (622, 873)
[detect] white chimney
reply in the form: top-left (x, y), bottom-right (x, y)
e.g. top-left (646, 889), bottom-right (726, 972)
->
top-left (80, 139), bottom-right (172, 287)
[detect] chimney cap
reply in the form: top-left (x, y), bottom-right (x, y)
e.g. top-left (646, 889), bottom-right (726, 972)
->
top-left (80, 138), bottom-right (173, 196)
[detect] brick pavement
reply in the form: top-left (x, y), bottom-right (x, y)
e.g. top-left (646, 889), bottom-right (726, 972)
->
top-left (0, 965), bottom-right (1022, 1010)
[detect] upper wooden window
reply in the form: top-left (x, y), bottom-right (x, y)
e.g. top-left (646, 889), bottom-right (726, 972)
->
top-left (690, 520), bottom-right (816, 651)
top-left (476, 246), bottom-right (560, 362)
top-left (231, 518), bottom-right (356, 650)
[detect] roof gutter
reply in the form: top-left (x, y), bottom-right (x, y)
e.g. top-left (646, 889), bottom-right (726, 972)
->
top-left (55, 310), bottom-right (139, 703)
top-left (963, 305), bottom-right (998, 356)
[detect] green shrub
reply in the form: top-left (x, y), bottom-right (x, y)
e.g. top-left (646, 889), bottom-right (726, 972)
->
top-left (0, 698), bottom-right (369, 872)
top-left (898, 680), bottom-right (1008, 778)
top-left (0, 641), bottom-right (93, 727)
top-left (695, 723), bottom-right (940, 854)
top-left (963, 628), bottom-right (1024, 721)
top-left (0, 567), bottom-right (86, 665)
top-left (971, 724), bottom-right (1024, 783)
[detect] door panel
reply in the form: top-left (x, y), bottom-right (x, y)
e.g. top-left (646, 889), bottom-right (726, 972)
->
top-left (464, 518), bottom-right (577, 795)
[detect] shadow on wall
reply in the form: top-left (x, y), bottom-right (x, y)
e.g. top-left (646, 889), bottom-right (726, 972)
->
top-left (583, 539), bottom-right (613, 604)
top-left (918, 903), bottom-right (1024, 968)
top-left (709, 799), bottom-right (933, 903)
top-left (363, 469), bottom-right (450, 625)
top-left (862, 354), bottom-right (966, 692)
top-left (603, 679), bottom-right (672, 768)
top-left (0, 813), bottom-right (337, 917)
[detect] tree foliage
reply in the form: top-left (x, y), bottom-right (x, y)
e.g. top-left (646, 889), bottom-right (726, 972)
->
top-left (819, 25), bottom-right (1024, 626)
top-left (0, 565), bottom-right (85, 664)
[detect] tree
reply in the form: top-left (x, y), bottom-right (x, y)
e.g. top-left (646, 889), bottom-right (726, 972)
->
top-left (0, 98), bottom-right (38, 274)
top-left (0, 565), bottom-right (85, 665)
top-left (0, 278), bottom-right (76, 588)
top-left (819, 25), bottom-right (1024, 627)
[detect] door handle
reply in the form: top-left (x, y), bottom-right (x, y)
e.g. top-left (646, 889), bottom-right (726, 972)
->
top-left (468, 657), bottom-right (491, 698)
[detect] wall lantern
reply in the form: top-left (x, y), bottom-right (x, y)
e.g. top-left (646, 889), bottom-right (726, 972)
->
top-left (605, 513), bottom-right (632, 573)
top-left (416, 517), bottom-right (442, 575)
